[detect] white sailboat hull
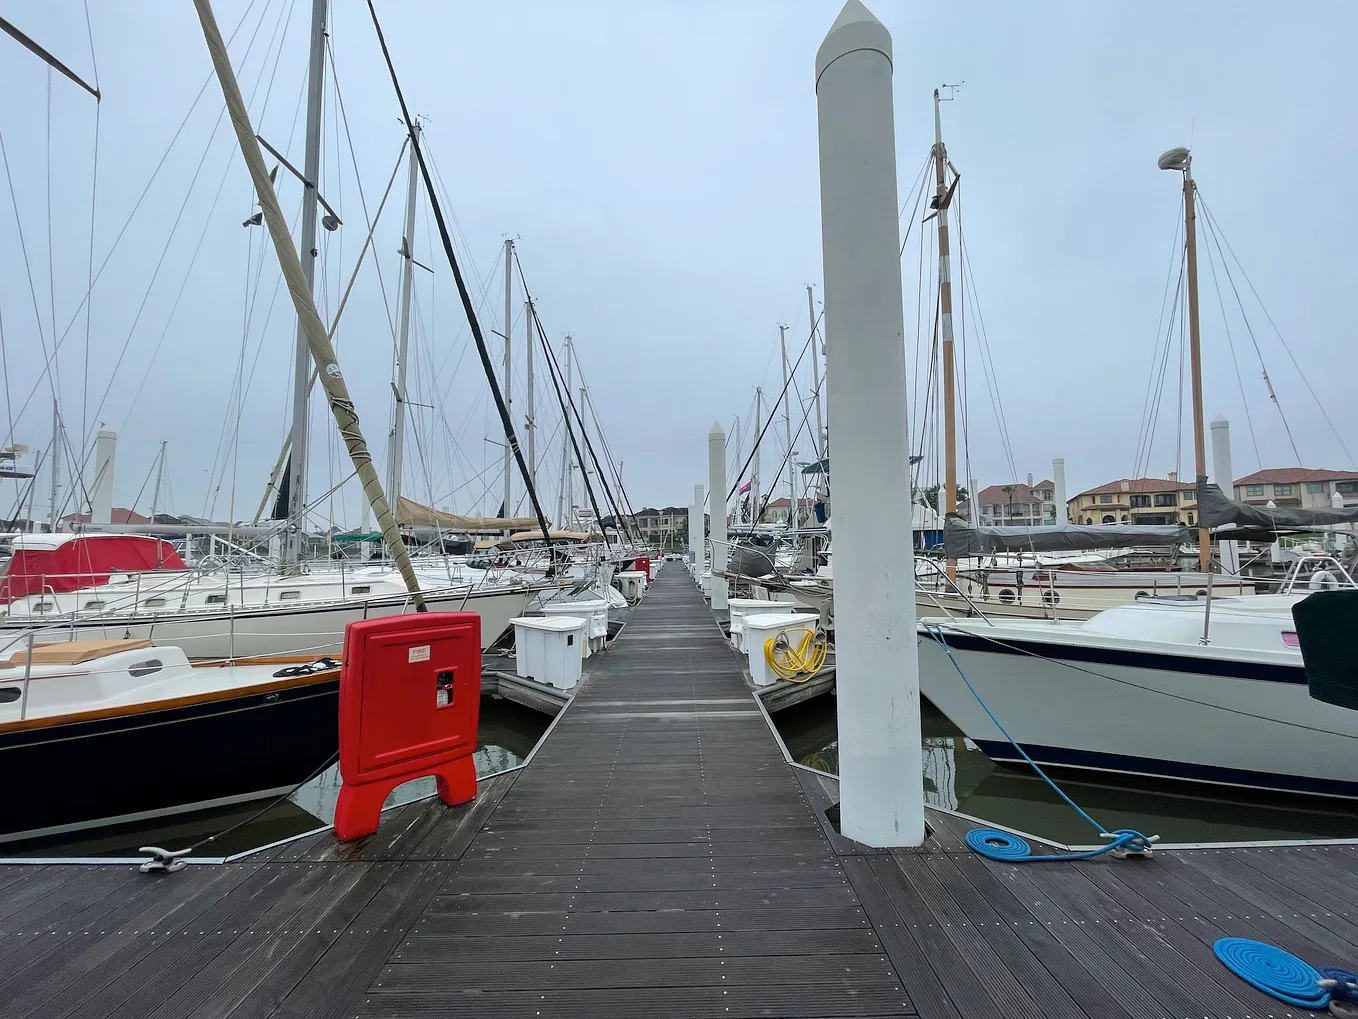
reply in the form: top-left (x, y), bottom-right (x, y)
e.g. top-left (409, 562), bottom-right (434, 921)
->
top-left (917, 624), bottom-right (1358, 798)
top-left (4, 586), bottom-right (533, 660)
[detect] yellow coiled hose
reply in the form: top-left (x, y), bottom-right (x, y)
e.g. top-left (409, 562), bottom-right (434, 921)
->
top-left (764, 627), bottom-right (829, 682)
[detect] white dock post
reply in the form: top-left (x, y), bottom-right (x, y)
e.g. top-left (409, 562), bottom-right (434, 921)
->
top-left (815, 0), bottom-right (924, 846)
top-left (1210, 416), bottom-right (1240, 574)
top-left (690, 483), bottom-right (704, 575)
top-left (1052, 457), bottom-right (1067, 524)
top-left (708, 423), bottom-right (728, 611)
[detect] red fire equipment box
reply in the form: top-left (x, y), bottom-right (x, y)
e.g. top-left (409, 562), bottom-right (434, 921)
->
top-left (334, 612), bottom-right (481, 842)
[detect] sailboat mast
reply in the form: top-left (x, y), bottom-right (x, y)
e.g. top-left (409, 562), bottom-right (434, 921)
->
top-left (1180, 153), bottom-right (1210, 572)
top-left (525, 297), bottom-right (535, 492)
top-left (752, 387), bottom-right (762, 524)
top-left (932, 88), bottom-right (959, 576)
top-left (47, 399), bottom-right (60, 532)
top-left (387, 117), bottom-right (420, 513)
top-left (780, 325), bottom-right (795, 523)
top-left (501, 239), bottom-right (514, 519)
top-left (193, 0), bottom-right (424, 607)
top-left (807, 284), bottom-right (824, 463)
top-left (558, 335), bottom-right (572, 523)
top-left (282, 0), bottom-right (327, 570)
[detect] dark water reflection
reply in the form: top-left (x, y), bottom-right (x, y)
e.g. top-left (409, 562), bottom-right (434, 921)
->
top-left (12, 697), bottom-right (551, 859)
top-left (774, 695), bottom-right (1358, 845)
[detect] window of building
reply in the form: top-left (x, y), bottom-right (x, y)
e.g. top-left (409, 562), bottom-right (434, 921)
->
top-left (1308, 482), bottom-right (1326, 493)
top-left (1099, 495), bottom-right (1113, 504)
top-left (1153, 493), bottom-right (1177, 507)
top-left (1245, 485), bottom-right (1265, 497)
top-left (1188, 514), bottom-right (1195, 526)
top-left (1101, 515), bottom-right (1115, 524)
top-left (1130, 494), bottom-right (1151, 508)
top-left (1338, 482), bottom-right (1358, 495)
top-left (1274, 484), bottom-right (1293, 496)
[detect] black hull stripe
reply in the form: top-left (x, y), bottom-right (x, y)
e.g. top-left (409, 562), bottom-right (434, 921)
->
top-left (933, 629), bottom-right (1305, 685)
top-left (0, 682), bottom-right (339, 839)
top-left (974, 739), bottom-right (1358, 799)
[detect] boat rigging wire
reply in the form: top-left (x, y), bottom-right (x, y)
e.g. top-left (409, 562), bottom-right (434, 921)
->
top-left (1130, 206), bottom-right (1185, 480)
top-left (955, 210), bottom-right (1019, 486)
top-left (8, 0), bottom-right (270, 442)
top-left (1200, 209), bottom-right (1264, 471)
top-left (1197, 193), bottom-right (1354, 468)
top-left (0, 122), bottom-right (61, 413)
top-left (1196, 192), bottom-right (1305, 467)
top-left (521, 289), bottom-right (619, 543)
top-left (366, 0), bottom-right (555, 556)
top-left (727, 310), bottom-right (823, 503)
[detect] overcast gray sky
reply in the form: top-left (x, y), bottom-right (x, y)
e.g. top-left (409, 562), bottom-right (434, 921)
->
top-left (2, 1), bottom-right (1355, 527)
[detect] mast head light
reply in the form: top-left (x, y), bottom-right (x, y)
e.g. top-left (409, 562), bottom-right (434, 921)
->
top-left (1157, 146), bottom-right (1191, 171)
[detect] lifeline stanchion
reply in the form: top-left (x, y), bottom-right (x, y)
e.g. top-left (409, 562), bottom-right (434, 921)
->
top-left (923, 623), bottom-right (1159, 862)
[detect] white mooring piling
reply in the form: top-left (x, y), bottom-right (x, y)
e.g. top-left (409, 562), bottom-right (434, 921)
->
top-left (815, 0), bottom-right (924, 847)
top-left (1210, 415), bottom-right (1240, 574)
top-left (1053, 457), bottom-right (1068, 523)
top-left (690, 482), bottom-right (704, 576)
top-left (91, 429), bottom-right (117, 526)
top-left (708, 423), bottom-right (728, 611)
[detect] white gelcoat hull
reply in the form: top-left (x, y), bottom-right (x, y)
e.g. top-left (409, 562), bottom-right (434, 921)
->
top-left (4, 587), bottom-right (533, 660)
top-left (917, 632), bottom-right (1358, 796)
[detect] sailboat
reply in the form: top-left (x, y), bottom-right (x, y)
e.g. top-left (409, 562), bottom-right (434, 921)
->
top-left (0, 0), bottom-right (563, 656)
top-left (918, 146), bottom-right (1358, 797)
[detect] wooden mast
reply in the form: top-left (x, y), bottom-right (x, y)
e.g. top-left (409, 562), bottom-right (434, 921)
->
top-left (932, 87), bottom-right (958, 576)
top-left (1160, 146), bottom-right (1210, 572)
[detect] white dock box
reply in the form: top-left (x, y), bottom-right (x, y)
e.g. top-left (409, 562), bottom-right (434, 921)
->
top-left (616, 570), bottom-right (647, 603)
top-left (726, 597), bottom-right (798, 652)
top-left (542, 598), bottom-right (608, 656)
top-left (700, 569), bottom-right (712, 597)
top-left (744, 612), bottom-right (820, 688)
top-left (510, 615), bottom-right (588, 690)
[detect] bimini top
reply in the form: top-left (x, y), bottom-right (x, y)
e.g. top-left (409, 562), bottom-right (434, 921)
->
top-left (0, 533), bottom-right (186, 602)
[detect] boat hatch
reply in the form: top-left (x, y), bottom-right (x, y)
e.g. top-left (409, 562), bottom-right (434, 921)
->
top-left (2, 638), bottom-right (154, 667)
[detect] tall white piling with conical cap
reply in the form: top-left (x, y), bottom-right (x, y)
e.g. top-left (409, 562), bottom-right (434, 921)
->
top-left (1053, 458), bottom-right (1067, 524)
top-left (1210, 415), bottom-right (1239, 574)
top-left (815, 0), bottom-right (924, 846)
top-left (708, 424), bottom-right (728, 610)
top-left (91, 429), bottom-right (117, 525)
top-left (690, 482), bottom-right (704, 572)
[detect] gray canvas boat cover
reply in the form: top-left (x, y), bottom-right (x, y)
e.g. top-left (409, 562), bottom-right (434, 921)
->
top-left (1198, 482), bottom-right (1358, 530)
top-left (943, 514), bottom-right (1190, 557)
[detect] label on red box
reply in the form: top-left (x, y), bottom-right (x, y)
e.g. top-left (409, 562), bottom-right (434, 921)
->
top-left (408, 644), bottom-right (431, 663)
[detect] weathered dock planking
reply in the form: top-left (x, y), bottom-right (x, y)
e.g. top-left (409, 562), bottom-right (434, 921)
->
top-left (2, 564), bottom-right (1356, 1017)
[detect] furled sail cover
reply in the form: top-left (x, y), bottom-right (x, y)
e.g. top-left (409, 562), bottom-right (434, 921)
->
top-left (943, 514), bottom-right (1190, 558)
top-left (395, 496), bottom-right (539, 532)
top-left (1198, 482), bottom-right (1358, 530)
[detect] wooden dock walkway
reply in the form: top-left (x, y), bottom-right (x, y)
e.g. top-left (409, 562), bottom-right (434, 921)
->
top-left (3, 563), bottom-right (1357, 1017)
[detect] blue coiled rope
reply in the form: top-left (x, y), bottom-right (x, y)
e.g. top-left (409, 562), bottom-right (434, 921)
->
top-left (922, 624), bottom-right (1158, 863)
top-left (1213, 938), bottom-right (1329, 1009)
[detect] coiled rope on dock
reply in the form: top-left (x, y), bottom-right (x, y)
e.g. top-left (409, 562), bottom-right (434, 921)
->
top-left (922, 623), bottom-right (1159, 863)
top-left (764, 627), bottom-right (828, 683)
